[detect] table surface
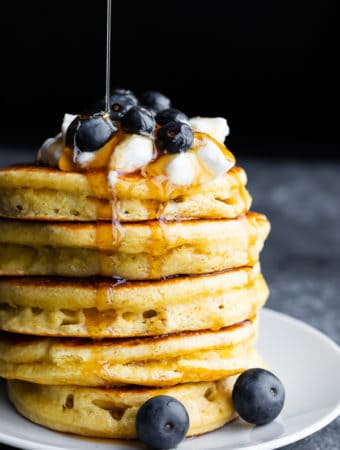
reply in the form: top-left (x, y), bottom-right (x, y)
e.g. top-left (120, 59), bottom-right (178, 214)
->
top-left (0, 149), bottom-right (339, 450)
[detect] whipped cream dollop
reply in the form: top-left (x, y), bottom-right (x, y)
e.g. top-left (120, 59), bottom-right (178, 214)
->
top-left (197, 137), bottom-right (234, 176)
top-left (110, 134), bottom-right (154, 172)
top-left (74, 150), bottom-right (96, 166)
top-left (189, 117), bottom-right (229, 143)
top-left (37, 113), bottom-right (77, 167)
top-left (162, 135), bottom-right (234, 186)
top-left (37, 112), bottom-right (235, 187)
top-left (61, 113), bottom-right (78, 138)
top-left (166, 152), bottom-right (196, 185)
top-left (37, 133), bottom-right (63, 167)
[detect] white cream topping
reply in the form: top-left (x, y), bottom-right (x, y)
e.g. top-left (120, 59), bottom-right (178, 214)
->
top-left (166, 152), bottom-right (196, 185)
top-left (61, 113), bottom-right (77, 141)
top-left (37, 133), bottom-right (63, 167)
top-left (189, 117), bottom-right (230, 143)
top-left (110, 134), bottom-right (154, 172)
top-left (37, 112), bottom-right (235, 189)
top-left (36, 138), bottom-right (52, 165)
top-left (37, 113), bottom-right (77, 167)
top-left (197, 138), bottom-right (234, 176)
top-left (75, 151), bottom-right (95, 166)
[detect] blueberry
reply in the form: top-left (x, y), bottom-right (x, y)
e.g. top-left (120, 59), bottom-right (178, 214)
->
top-left (136, 395), bottom-right (189, 449)
top-left (232, 368), bottom-right (285, 426)
top-left (75, 113), bottom-right (117, 152)
top-left (121, 106), bottom-right (156, 136)
top-left (140, 90), bottom-right (171, 113)
top-left (111, 88), bottom-right (134, 96)
top-left (156, 121), bottom-right (194, 154)
top-left (96, 89), bottom-right (138, 120)
top-left (156, 108), bottom-right (189, 126)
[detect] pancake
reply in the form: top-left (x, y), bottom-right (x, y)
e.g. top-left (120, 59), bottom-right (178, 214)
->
top-left (0, 213), bottom-right (270, 279)
top-left (0, 318), bottom-right (257, 386)
top-left (0, 265), bottom-right (268, 337)
top-left (0, 165), bottom-right (251, 221)
top-left (7, 377), bottom-right (239, 438)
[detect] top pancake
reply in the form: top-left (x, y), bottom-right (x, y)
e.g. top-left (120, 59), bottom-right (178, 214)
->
top-left (0, 164), bottom-right (251, 221)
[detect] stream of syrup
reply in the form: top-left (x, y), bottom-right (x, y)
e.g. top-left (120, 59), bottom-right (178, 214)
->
top-left (105, 0), bottom-right (112, 114)
top-left (86, 0), bottom-right (127, 328)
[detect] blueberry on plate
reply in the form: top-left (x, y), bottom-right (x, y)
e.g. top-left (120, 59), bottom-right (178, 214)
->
top-left (156, 108), bottom-right (189, 126)
top-left (156, 121), bottom-right (194, 154)
top-left (232, 368), bottom-right (285, 426)
top-left (121, 106), bottom-right (156, 136)
top-left (140, 90), bottom-right (171, 113)
top-left (136, 395), bottom-right (189, 449)
top-left (75, 113), bottom-right (117, 152)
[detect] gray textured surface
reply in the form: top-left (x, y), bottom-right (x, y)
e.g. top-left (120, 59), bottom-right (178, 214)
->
top-left (242, 157), bottom-right (340, 450)
top-left (0, 150), bottom-right (339, 450)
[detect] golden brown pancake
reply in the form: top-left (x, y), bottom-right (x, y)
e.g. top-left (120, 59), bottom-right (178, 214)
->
top-left (0, 264), bottom-right (268, 337)
top-left (0, 318), bottom-right (257, 386)
top-left (7, 377), bottom-right (239, 438)
top-left (0, 165), bottom-right (251, 221)
top-left (0, 213), bottom-right (270, 279)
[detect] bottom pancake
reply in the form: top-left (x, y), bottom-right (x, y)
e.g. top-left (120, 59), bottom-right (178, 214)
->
top-left (7, 351), bottom-right (265, 438)
top-left (7, 376), bottom-right (237, 438)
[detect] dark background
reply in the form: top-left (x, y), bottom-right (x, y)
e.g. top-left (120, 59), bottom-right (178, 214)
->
top-left (0, 0), bottom-right (338, 156)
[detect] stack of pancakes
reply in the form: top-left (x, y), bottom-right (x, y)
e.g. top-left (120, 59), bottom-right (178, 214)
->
top-left (0, 160), bottom-right (270, 438)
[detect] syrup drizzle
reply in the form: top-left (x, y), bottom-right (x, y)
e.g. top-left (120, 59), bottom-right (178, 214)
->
top-left (86, 0), bottom-right (127, 331)
top-left (105, 0), bottom-right (112, 113)
top-left (104, 0), bottom-right (125, 254)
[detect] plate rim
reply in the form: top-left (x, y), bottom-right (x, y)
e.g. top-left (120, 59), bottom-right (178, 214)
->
top-left (0, 307), bottom-right (339, 450)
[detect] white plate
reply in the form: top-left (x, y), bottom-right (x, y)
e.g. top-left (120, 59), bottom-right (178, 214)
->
top-left (0, 308), bottom-right (339, 450)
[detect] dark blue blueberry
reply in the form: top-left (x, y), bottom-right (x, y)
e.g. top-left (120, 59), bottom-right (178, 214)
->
top-left (140, 90), bottom-right (171, 113)
top-left (96, 89), bottom-right (138, 120)
top-left (156, 108), bottom-right (189, 126)
top-left (109, 90), bottom-right (138, 120)
top-left (136, 395), bottom-right (189, 449)
top-left (121, 106), bottom-right (156, 136)
top-left (232, 368), bottom-right (285, 426)
top-left (75, 113), bottom-right (117, 152)
top-left (111, 88), bottom-right (134, 96)
top-left (156, 121), bottom-right (194, 154)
